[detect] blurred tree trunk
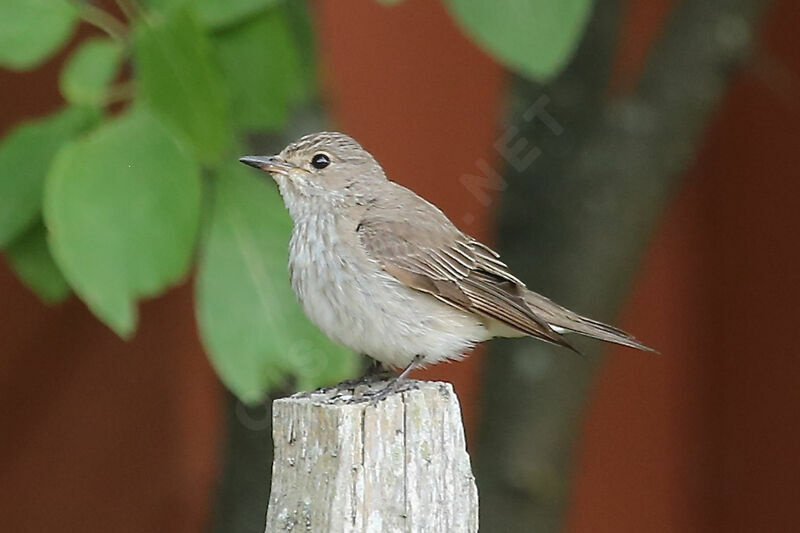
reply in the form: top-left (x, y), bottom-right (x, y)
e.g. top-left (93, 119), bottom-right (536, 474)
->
top-left (211, 392), bottom-right (273, 533)
top-left (475, 0), bottom-right (773, 531)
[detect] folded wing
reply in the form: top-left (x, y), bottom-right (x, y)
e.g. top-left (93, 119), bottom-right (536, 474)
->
top-left (356, 195), bottom-right (575, 351)
top-left (355, 183), bottom-right (654, 353)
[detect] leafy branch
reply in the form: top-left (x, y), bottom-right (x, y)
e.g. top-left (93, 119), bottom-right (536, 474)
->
top-left (0, 0), bottom-right (356, 402)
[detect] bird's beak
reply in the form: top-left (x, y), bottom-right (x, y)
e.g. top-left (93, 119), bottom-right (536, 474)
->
top-left (238, 155), bottom-right (295, 176)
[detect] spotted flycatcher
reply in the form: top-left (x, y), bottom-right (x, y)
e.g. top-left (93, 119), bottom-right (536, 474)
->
top-left (240, 132), bottom-right (653, 397)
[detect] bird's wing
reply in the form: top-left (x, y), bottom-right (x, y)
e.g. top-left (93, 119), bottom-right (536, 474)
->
top-left (355, 194), bottom-right (575, 351)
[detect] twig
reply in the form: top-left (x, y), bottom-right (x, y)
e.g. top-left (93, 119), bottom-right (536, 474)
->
top-left (74, 1), bottom-right (127, 42)
top-left (103, 81), bottom-right (136, 105)
top-left (114, 0), bottom-right (139, 22)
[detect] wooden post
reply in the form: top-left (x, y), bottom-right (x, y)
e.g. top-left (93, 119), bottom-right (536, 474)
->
top-left (264, 379), bottom-right (479, 532)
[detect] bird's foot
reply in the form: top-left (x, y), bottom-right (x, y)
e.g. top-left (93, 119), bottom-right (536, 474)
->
top-left (364, 354), bottom-right (425, 404)
top-left (336, 370), bottom-right (394, 391)
top-left (363, 376), bottom-right (419, 405)
top-left (340, 354), bottom-right (424, 404)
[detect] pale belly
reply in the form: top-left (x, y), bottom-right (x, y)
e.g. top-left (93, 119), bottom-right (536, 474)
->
top-left (288, 220), bottom-right (490, 369)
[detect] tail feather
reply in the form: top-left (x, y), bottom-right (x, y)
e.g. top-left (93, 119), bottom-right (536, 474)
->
top-left (523, 290), bottom-right (657, 353)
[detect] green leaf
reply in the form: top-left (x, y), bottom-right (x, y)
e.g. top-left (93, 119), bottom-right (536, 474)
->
top-left (43, 107), bottom-right (202, 337)
top-left (140, 0), bottom-right (277, 28)
top-left (134, 7), bottom-right (231, 164)
top-left (375, 0), bottom-right (405, 5)
top-left (59, 38), bottom-right (122, 107)
top-left (0, 0), bottom-right (78, 70)
top-left (281, 0), bottom-right (317, 103)
top-left (0, 107), bottom-right (99, 248)
top-left (213, 8), bottom-right (303, 131)
top-left (195, 0), bottom-right (279, 29)
top-left (443, 0), bottom-right (593, 80)
top-left (196, 163), bottom-right (356, 403)
top-left (5, 221), bottom-right (70, 304)
top-left (137, 0), bottom-right (183, 13)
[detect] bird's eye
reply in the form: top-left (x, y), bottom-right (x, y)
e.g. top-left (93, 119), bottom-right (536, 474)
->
top-left (311, 153), bottom-right (330, 170)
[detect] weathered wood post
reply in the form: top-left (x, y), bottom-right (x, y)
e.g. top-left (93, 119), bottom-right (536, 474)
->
top-left (264, 379), bottom-right (479, 532)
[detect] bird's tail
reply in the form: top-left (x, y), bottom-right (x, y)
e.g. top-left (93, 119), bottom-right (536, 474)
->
top-left (524, 290), bottom-right (657, 353)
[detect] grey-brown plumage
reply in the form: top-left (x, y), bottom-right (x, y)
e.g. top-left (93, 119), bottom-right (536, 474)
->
top-left (356, 185), bottom-right (576, 351)
top-left (239, 132), bottom-right (654, 384)
top-left (355, 182), bottom-right (651, 354)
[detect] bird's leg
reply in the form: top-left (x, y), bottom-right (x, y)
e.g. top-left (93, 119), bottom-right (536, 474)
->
top-left (395, 354), bottom-right (423, 381)
top-left (363, 357), bottom-right (394, 382)
top-left (335, 355), bottom-right (393, 391)
top-left (366, 354), bottom-right (424, 404)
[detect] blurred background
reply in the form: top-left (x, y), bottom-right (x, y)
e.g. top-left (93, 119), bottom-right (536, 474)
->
top-left (1, 0), bottom-right (798, 532)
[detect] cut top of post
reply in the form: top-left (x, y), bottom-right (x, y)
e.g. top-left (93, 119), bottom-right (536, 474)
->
top-left (264, 379), bottom-right (479, 533)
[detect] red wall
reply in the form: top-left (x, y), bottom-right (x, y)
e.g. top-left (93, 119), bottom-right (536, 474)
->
top-left (1, 0), bottom-right (799, 531)
top-left (568, 1), bottom-right (800, 531)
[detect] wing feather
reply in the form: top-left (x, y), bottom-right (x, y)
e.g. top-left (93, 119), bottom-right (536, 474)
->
top-left (356, 208), bottom-right (574, 350)
top-left (351, 182), bottom-right (653, 353)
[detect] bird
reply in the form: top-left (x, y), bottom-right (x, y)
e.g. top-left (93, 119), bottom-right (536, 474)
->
top-left (239, 132), bottom-right (654, 398)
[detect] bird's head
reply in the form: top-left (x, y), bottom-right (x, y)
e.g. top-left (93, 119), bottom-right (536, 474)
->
top-left (239, 132), bottom-right (386, 213)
